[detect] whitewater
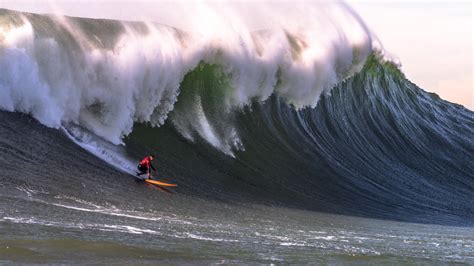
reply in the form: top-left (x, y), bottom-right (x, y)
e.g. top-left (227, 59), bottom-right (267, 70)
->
top-left (0, 3), bottom-right (376, 154)
top-left (0, 3), bottom-right (473, 264)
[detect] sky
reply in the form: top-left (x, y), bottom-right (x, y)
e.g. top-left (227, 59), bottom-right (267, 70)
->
top-left (350, 1), bottom-right (473, 110)
top-left (0, 1), bottom-right (472, 110)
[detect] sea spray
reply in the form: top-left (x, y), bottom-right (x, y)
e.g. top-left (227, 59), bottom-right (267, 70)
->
top-left (0, 4), bottom-right (373, 153)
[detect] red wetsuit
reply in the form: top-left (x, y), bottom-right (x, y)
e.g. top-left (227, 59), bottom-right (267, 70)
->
top-left (137, 156), bottom-right (156, 175)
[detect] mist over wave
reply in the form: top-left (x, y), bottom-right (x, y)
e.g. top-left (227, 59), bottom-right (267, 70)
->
top-left (0, 5), bottom-right (374, 154)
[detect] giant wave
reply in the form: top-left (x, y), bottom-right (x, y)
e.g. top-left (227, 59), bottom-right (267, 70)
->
top-left (0, 7), bottom-right (473, 226)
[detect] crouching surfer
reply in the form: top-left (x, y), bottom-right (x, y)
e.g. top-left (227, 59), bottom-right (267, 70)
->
top-left (136, 155), bottom-right (157, 179)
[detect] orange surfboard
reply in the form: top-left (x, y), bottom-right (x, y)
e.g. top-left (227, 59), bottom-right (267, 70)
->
top-left (144, 179), bottom-right (177, 187)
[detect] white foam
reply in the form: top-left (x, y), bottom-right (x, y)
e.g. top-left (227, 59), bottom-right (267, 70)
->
top-left (2, 216), bottom-right (160, 235)
top-left (27, 194), bottom-right (194, 225)
top-left (99, 224), bottom-right (160, 235)
top-left (0, 3), bottom-right (376, 154)
top-left (61, 125), bottom-right (136, 175)
top-left (280, 242), bottom-right (307, 247)
top-left (174, 232), bottom-right (240, 243)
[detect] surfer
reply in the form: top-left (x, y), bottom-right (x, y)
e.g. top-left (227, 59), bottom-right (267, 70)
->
top-left (136, 155), bottom-right (157, 179)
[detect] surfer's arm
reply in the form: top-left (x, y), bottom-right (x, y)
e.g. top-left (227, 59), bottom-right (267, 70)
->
top-left (150, 164), bottom-right (156, 172)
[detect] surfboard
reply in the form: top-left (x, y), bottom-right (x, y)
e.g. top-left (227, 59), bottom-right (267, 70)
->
top-left (144, 179), bottom-right (177, 187)
top-left (144, 183), bottom-right (173, 194)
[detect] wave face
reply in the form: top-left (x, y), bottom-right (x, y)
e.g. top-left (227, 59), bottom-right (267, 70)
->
top-left (1, 8), bottom-right (473, 226)
top-left (123, 56), bottom-right (474, 225)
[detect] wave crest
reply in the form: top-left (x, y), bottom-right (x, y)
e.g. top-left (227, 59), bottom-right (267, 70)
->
top-left (0, 5), bottom-right (373, 152)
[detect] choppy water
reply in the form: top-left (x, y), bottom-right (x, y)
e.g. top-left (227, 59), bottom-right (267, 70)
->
top-left (1, 183), bottom-right (473, 264)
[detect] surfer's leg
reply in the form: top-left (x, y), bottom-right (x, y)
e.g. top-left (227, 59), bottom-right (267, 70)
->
top-left (136, 165), bottom-right (147, 176)
top-left (147, 168), bottom-right (152, 179)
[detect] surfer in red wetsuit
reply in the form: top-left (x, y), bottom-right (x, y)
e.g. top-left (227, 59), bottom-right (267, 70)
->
top-left (136, 155), bottom-right (157, 179)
